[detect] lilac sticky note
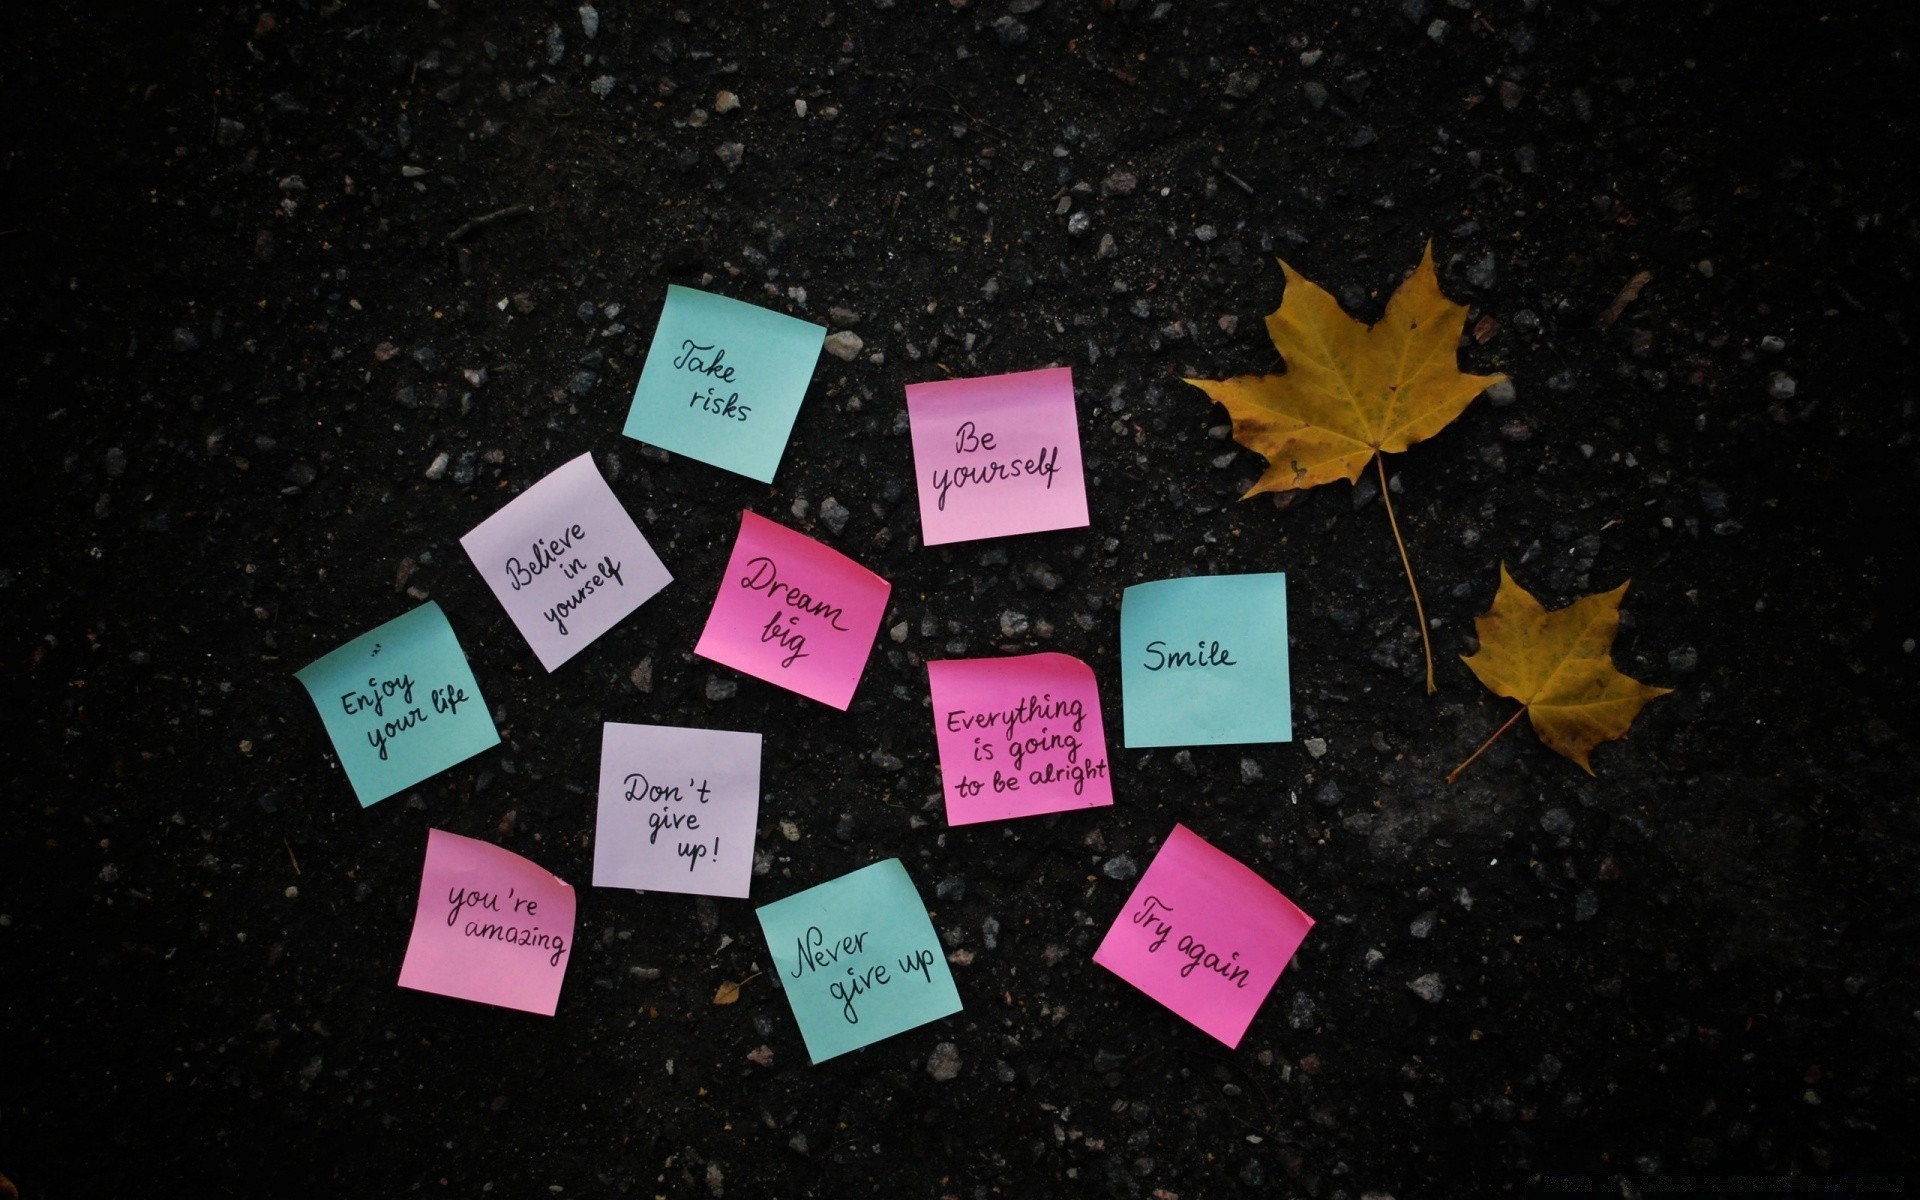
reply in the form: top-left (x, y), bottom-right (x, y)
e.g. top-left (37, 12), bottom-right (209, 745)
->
top-left (397, 829), bottom-right (576, 1016)
top-left (592, 722), bottom-right (762, 899)
top-left (694, 511), bottom-right (891, 710)
top-left (906, 366), bottom-right (1089, 546)
top-left (460, 453), bottom-right (672, 671)
top-left (926, 653), bottom-right (1113, 825)
top-left (1092, 824), bottom-right (1313, 1047)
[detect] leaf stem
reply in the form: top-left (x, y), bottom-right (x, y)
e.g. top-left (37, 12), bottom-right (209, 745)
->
top-left (1375, 452), bottom-right (1437, 694)
top-left (1446, 704), bottom-right (1529, 784)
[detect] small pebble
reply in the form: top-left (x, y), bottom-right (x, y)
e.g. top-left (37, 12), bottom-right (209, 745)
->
top-left (926, 1042), bottom-right (963, 1081)
top-left (823, 331), bottom-right (864, 361)
top-left (579, 3), bottom-right (599, 38)
top-left (714, 91), bottom-right (740, 114)
top-left (1408, 973), bottom-right (1446, 1003)
top-left (424, 452), bottom-right (450, 480)
top-left (1767, 371), bottom-right (1797, 400)
top-left (1410, 911), bottom-right (1437, 939)
top-left (1102, 854), bottom-right (1138, 881)
top-left (819, 497), bottom-right (851, 534)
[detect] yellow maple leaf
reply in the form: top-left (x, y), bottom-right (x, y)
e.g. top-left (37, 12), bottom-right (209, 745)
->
top-left (1187, 242), bottom-right (1506, 692)
top-left (1451, 564), bottom-right (1673, 780)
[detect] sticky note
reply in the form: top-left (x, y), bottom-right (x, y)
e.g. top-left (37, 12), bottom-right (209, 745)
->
top-left (592, 722), bottom-right (762, 899)
top-left (397, 828), bottom-right (577, 1016)
top-left (623, 285), bottom-right (826, 483)
top-left (694, 511), bottom-right (891, 709)
top-left (926, 653), bottom-right (1113, 825)
top-left (906, 366), bottom-right (1090, 546)
top-left (756, 860), bottom-right (962, 1063)
top-left (459, 452), bottom-right (672, 671)
top-left (294, 602), bottom-right (499, 806)
top-left (1119, 573), bottom-right (1291, 747)
top-left (1093, 824), bottom-right (1313, 1047)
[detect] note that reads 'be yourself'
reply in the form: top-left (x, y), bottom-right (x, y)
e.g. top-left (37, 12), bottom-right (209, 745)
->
top-left (294, 601), bottom-right (499, 807)
top-left (694, 510), bottom-right (891, 710)
top-left (623, 285), bottom-right (826, 484)
top-left (460, 453), bottom-right (672, 671)
top-left (592, 722), bottom-right (761, 899)
top-left (906, 366), bottom-right (1090, 546)
top-left (756, 859), bottom-right (963, 1063)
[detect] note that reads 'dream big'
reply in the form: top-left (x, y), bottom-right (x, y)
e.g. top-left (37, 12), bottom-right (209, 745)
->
top-left (460, 453), bottom-right (672, 671)
top-left (694, 510), bottom-right (891, 710)
top-left (756, 859), bottom-right (963, 1063)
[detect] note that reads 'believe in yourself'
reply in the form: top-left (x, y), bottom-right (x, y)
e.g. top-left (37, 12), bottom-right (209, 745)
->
top-left (459, 452), bottom-right (672, 671)
top-left (906, 366), bottom-right (1089, 546)
top-left (694, 510), bottom-right (891, 710)
top-left (1093, 823), bottom-right (1313, 1047)
top-left (756, 859), bottom-right (963, 1063)
top-left (398, 828), bottom-right (577, 1016)
top-left (623, 285), bottom-right (825, 484)
top-left (1119, 572), bottom-right (1292, 747)
top-left (294, 601), bottom-right (499, 807)
top-left (927, 652), bottom-right (1113, 825)
top-left (592, 722), bottom-right (761, 899)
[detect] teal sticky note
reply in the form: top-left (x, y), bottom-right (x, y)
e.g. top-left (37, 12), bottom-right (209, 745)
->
top-left (623, 285), bottom-right (826, 483)
top-left (295, 602), bottom-right (500, 806)
top-left (1120, 573), bottom-right (1292, 748)
top-left (756, 859), bottom-right (962, 1063)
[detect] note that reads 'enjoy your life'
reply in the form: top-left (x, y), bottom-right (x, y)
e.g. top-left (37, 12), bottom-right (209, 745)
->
top-left (398, 828), bottom-right (577, 1016)
top-left (694, 510), bottom-right (891, 710)
top-left (460, 453), bottom-right (672, 672)
top-left (927, 652), bottom-right (1113, 826)
top-left (756, 859), bottom-right (963, 1063)
top-left (906, 366), bottom-right (1089, 546)
top-left (1092, 823), bottom-right (1313, 1048)
top-left (623, 285), bottom-right (826, 484)
top-left (592, 722), bottom-right (761, 899)
top-left (294, 601), bottom-right (499, 807)
top-left (1119, 573), bottom-right (1292, 748)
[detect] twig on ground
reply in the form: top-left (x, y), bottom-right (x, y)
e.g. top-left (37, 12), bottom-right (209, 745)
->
top-left (1596, 269), bottom-right (1653, 331)
top-left (446, 203), bottom-right (534, 243)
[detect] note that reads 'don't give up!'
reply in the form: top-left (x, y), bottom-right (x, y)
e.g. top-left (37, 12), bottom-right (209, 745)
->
top-left (623, 285), bottom-right (826, 484)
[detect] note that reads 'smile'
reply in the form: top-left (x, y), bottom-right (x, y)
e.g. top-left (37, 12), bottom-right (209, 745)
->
top-left (593, 722), bottom-right (762, 899)
top-left (756, 859), bottom-right (962, 1063)
top-left (294, 601), bottom-right (499, 806)
top-left (1119, 573), bottom-right (1292, 748)
top-left (398, 828), bottom-right (577, 1016)
top-left (460, 453), bottom-right (672, 671)
top-left (927, 652), bottom-right (1112, 826)
top-left (694, 510), bottom-right (891, 710)
top-left (623, 285), bottom-right (825, 484)
top-left (906, 366), bottom-right (1089, 546)
top-left (1092, 823), bottom-right (1313, 1048)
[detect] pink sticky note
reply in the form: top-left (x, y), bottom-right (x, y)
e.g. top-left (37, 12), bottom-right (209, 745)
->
top-left (694, 511), bottom-right (891, 709)
top-left (1093, 824), bottom-right (1313, 1048)
top-left (927, 653), bottom-right (1113, 825)
top-left (906, 366), bottom-right (1089, 545)
top-left (397, 828), bottom-right (577, 1016)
